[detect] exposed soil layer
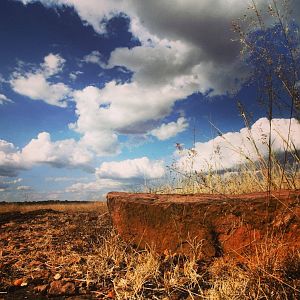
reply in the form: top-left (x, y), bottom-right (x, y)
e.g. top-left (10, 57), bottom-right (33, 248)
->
top-left (107, 190), bottom-right (300, 259)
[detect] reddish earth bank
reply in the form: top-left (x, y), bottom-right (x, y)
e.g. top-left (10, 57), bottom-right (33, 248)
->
top-left (107, 190), bottom-right (300, 259)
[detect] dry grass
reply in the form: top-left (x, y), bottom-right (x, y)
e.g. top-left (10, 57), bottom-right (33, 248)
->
top-left (1, 202), bottom-right (299, 299)
top-left (206, 236), bottom-right (300, 300)
top-left (149, 131), bottom-right (300, 195)
top-left (93, 230), bottom-right (300, 300)
top-left (146, 161), bottom-right (300, 196)
top-left (0, 201), bottom-right (107, 213)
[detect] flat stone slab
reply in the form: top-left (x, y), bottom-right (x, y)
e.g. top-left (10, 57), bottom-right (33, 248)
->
top-left (107, 190), bottom-right (300, 259)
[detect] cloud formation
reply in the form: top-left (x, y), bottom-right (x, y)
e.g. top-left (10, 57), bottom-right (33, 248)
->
top-left (176, 118), bottom-right (300, 172)
top-left (151, 117), bottom-right (188, 141)
top-left (70, 86), bottom-right (120, 156)
top-left (82, 50), bottom-right (105, 68)
top-left (65, 156), bottom-right (165, 199)
top-left (96, 157), bottom-right (165, 180)
top-left (0, 94), bottom-right (13, 105)
top-left (0, 140), bottom-right (27, 177)
top-left (69, 71), bottom-right (83, 81)
top-left (17, 0), bottom-right (299, 158)
top-left (42, 53), bottom-right (66, 76)
top-left (70, 80), bottom-right (189, 148)
top-left (16, 185), bottom-right (33, 191)
top-left (10, 53), bottom-right (71, 107)
top-left (22, 132), bottom-right (94, 172)
top-left (20, 0), bottom-right (125, 34)
top-left (66, 178), bottom-right (123, 193)
top-left (16, 0), bottom-right (300, 99)
top-left (0, 178), bottom-right (23, 192)
top-left (13, 0), bottom-right (250, 154)
top-left (45, 176), bottom-right (88, 182)
top-left (0, 132), bottom-right (94, 177)
top-left (18, 0), bottom-right (269, 94)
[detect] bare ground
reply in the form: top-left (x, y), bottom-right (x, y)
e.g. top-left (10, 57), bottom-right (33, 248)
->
top-left (0, 204), bottom-right (113, 299)
top-left (0, 202), bottom-right (299, 299)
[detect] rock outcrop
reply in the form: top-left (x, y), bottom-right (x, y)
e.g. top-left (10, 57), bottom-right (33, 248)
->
top-left (107, 190), bottom-right (300, 259)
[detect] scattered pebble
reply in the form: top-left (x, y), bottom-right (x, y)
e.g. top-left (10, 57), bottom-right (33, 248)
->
top-left (54, 273), bottom-right (61, 280)
top-left (12, 279), bottom-right (23, 286)
top-left (34, 284), bottom-right (48, 294)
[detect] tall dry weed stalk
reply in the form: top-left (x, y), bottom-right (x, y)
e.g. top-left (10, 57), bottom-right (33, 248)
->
top-left (233, 0), bottom-right (300, 192)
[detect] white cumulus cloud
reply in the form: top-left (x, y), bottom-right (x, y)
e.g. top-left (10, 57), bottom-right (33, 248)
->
top-left (151, 117), bottom-right (188, 140)
top-left (70, 80), bottom-right (193, 154)
top-left (176, 118), bottom-right (300, 172)
top-left (70, 85), bottom-right (121, 156)
top-left (96, 157), bottom-right (165, 180)
top-left (42, 53), bottom-right (66, 76)
top-left (0, 140), bottom-right (27, 177)
top-left (64, 156), bottom-right (166, 198)
top-left (22, 132), bottom-right (94, 172)
top-left (66, 178), bottom-right (123, 193)
top-left (10, 53), bottom-right (71, 107)
top-left (0, 132), bottom-right (95, 177)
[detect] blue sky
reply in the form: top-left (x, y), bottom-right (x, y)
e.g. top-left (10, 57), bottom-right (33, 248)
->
top-left (0, 0), bottom-right (299, 201)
